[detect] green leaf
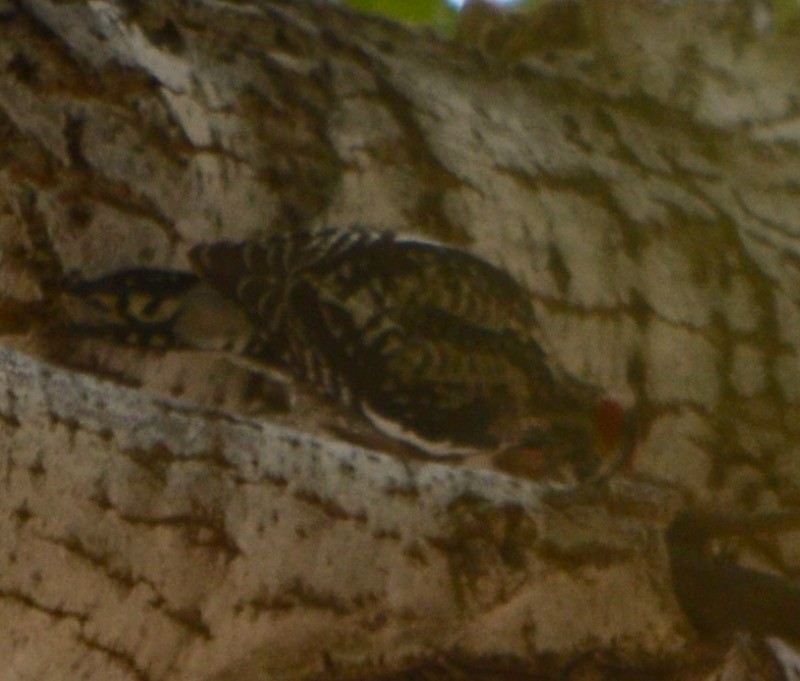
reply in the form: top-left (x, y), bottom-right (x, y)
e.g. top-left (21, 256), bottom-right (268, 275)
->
top-left (772, 0), bottom-right (800, 28)
top-left (346, 0), bottom-right (457, 25)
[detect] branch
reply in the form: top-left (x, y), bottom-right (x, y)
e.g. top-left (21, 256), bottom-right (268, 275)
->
top-left (0, 345), bottom-right (685, 680)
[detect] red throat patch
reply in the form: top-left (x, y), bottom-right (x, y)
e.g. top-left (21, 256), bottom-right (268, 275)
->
top-left (594, 398), bottom-right (638, 473)
top-left (594, 398), bottom-right (625, 449)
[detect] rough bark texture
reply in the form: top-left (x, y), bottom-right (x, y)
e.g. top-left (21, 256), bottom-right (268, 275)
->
top-left (0, 0), bottom-right (799, 679)
top-left (0, 346), bottom-right (687, 680)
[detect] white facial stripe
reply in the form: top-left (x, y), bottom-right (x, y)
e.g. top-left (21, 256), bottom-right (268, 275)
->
top-left (360, 401), bottom-right (478, 458)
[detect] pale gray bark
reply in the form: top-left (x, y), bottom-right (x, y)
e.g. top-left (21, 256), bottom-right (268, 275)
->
top-left (0, 345), bottom-right (686, 680)
top-left (0, 0), bottom-right (799, 679)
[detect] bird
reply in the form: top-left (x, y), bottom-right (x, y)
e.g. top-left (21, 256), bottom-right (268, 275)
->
top-left (63, 226), bottom-right (632, 480)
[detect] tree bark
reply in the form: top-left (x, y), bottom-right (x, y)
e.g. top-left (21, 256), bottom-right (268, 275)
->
top-left (1, 0), bottom-right (799, 679)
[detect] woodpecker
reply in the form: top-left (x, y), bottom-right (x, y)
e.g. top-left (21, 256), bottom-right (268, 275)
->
top-left (63, 227), bottom-right (632, 479)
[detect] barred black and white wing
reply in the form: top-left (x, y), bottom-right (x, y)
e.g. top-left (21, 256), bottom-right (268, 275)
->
top-left (189, 227), bottom-right (604, 458)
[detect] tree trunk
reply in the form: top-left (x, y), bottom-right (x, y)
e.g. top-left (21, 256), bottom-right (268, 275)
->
top-left (1, 0), bottom-right (799, 679)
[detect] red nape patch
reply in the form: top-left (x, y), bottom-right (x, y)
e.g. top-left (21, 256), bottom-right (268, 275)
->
top-left (594, 398), bottom-right (625, 449)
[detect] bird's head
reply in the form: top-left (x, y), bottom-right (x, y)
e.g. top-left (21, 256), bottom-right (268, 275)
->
top-left (493, 396), bottom-right (638, 483)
